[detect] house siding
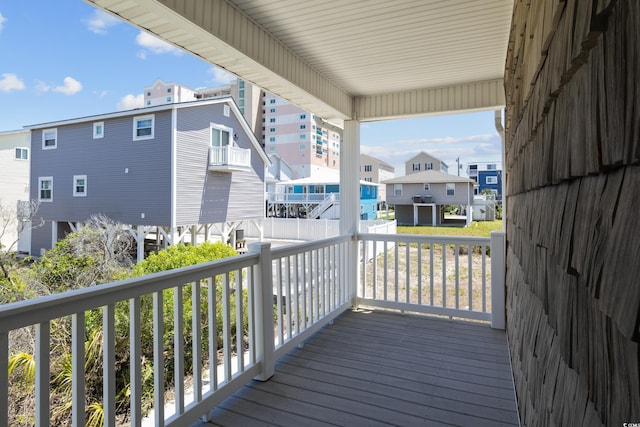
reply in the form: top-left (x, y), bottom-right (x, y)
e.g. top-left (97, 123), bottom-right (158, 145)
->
top-left (0, 131), bottom-right (30, 250)
top-left (30, 113), bottom-right (173, 226)
top-left (30, 112), bottom-right (173, 254)
top-left (386, 182), bottom-right (473, 206)
top-left (174, 103), bottom-right (265, 225)
top-left (30, 221), bottom-right (52, 256)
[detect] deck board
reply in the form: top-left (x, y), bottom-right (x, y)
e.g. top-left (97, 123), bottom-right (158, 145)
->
top-left (200, 309), bottom-right (519, 426)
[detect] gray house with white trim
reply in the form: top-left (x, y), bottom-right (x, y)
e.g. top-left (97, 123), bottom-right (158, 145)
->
top-left (27, 97), bottom-right (269, 259)
top-left (384, 170), bottom-right (475, 226)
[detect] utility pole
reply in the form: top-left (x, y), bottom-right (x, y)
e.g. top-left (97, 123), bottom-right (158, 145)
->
top-left (456, 157), bottom-right (461, 176)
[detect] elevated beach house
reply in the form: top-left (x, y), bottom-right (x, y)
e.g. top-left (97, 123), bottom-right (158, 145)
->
top-left (26, 97), bottom-right (269, 260)
top-left (384, 170), bottom-right (476, 226)
top-left (267, 177), bottom-right (378, 220)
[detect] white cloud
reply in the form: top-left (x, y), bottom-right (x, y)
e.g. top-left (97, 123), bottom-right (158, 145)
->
top-left (207, 67), bottom-right (235, 85)
top-left (117, 93), bottom-right (144, 111)
top-left (136, 31), bottom-right (182, 55)
top-left (0, 73), bottom-right (25, 92)
top-left (0, 12), bottom-right (7, 33)
top-left (53, 77), bottom-right (82, 95)
top-left (34, 80), bottom-right (51, 93)
top-left (84, 10), bottom-right (120, 34)
top-left (362, 133), bottom-right (502, 177)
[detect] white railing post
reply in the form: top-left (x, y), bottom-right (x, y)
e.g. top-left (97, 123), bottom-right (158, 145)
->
top-left (490, 231), bottom-right (506, 329)
top-left (250, 242), bottom-right (275, 381)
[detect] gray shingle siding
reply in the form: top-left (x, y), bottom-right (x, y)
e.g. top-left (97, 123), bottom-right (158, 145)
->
top-left (174, 104), bottom-right (265, 225)
top-left (30, 112), bottom-right (173, 228)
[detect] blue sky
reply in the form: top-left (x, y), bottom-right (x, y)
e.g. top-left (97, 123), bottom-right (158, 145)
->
top-left (0, 1), bottom-right (502, 176)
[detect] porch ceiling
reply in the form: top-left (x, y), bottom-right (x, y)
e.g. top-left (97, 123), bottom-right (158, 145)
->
top-left (85, 0), bottom-right (512, 122)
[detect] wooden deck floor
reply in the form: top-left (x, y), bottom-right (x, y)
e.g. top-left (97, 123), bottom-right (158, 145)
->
top-left (200, 309), bottom-right (519, 426)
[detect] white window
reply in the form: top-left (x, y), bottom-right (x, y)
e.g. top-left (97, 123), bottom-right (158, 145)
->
top-left (270, 137), bottom-right (276, 142)
top-left (15, 147), bottom-right (28, 160)
top-left (146, 91), bottom-right (151, 97)
top-left (146, 100), bottom-right (151, 106)
top-left (133, 115), bottom-right (154, 141)
top-left (42, 128), bottom-right (57, 149)
top-left (486, 176), bottom-right (498, 184)
top-left (365, 177), bottom-right (372, 182)
top-left (300, 124), bottom-right (306, 130)
top-left (300, 114), bottom-right (306, 119)
top-left (73, 175), bottom-right (87, 197)
top-left (269, 128), bottom-right (276, 132)
top-left (93, 122), bottom-right (104, 139)
top-left (39, 177), bottom-right (53, 202)
top-left (412, 163), bottom-right (420, 171)
top-left (167, 88), bottom-right (172, 93)
top-left (425, 162), bottom-right (433, 170)
top-left (446, 183), bottom-right (455, 196)
top-left (394, 184), bottom-right (402, 197)
top-left (300, 134), bottom-right (306, 139)
top-left (270, 108), bottom-right (276, 113)
top-left (364, 165), bottom-right (372, 172)
top-left (269, 118), bottom-right (276, 123)
top-left (299, 144), bottom-right (306, 150)
top-left (269, 146), bottom-right (276, 152)
top-left (166, 97), bottom-right (172, 102)
top-left (211, 123), bottom-right (232, 147)
top-left (269, 99), bottom-right (276, 104)
top-left (424, 184), bottom-right (430, 191)
top-left (487, 164), bottom-right (497, 170)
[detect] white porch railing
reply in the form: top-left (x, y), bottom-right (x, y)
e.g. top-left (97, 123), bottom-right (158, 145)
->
top-left (0, 232), bottom-right (504, 426)
top-left (208, 146), bottom-right (251, 171)
top-left (358, 232), bottom-right (505, 326)
top-left (267, 192), bottom-right (341, 203)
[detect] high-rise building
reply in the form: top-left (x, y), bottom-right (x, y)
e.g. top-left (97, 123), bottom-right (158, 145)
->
top-left (261, 93), bottom-right (341, 180)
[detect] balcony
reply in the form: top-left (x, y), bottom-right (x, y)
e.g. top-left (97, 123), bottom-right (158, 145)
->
top-left (208, 146), bottom-right (251, 172)
top-left (0, 232), bottom-right (515, 426)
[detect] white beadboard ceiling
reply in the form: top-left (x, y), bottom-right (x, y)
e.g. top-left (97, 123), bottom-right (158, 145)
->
top-left (86, 0), bottom-right (513, 121)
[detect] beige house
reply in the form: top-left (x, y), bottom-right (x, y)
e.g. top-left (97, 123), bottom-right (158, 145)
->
top-left (0, 129), bottom-right (31, 253)
top-left (360, 153), bottom-right (394, 207)
top-left (384, 170), bottom-right (475, 226)
top-left (404, 151), bottom-right (449, 175)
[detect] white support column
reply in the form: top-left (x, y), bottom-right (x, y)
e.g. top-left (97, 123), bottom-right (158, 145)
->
top-left (495, 109), bottom-right (506, 231)
top-left (250, 242), bottom-right (275, 381)
top-left (340, 120), bottom-right (360, 305)
top-left (191, 225), bottom-right (197, 245)
top-left (490, 231), bottom-right (506, 329)
top-left (432, 205), bottom-right (436, 226)
top-left (136, 226), bottom-right (145, 263)
top-left (413, 205), bottom-right (418, 226)
top-left (51, 221), bottom-right (58, 250)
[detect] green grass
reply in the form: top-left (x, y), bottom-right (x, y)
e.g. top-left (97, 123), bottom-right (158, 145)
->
top-left (397, 220), bottom-right (503, 237)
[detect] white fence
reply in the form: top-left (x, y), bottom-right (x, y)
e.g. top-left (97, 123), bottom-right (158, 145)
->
top-left (243, 218), bottom-right (396, 241)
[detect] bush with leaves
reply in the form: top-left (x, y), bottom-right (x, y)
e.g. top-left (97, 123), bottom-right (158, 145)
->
top-left (129, 242), bottom-right (244, 395)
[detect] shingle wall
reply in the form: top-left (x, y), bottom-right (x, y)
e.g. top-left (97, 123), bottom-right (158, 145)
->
top-left (504, 0), bottom-right (640, 424)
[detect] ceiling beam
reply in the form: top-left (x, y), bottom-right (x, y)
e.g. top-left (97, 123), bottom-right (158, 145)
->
top-left (353, 79), bottom-right (506, 122)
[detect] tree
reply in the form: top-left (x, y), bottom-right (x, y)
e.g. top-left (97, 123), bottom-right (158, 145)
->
top-left (0, 199), bottom-right (43, 304)
top-left (25, 214), bottom-right (134, 293)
